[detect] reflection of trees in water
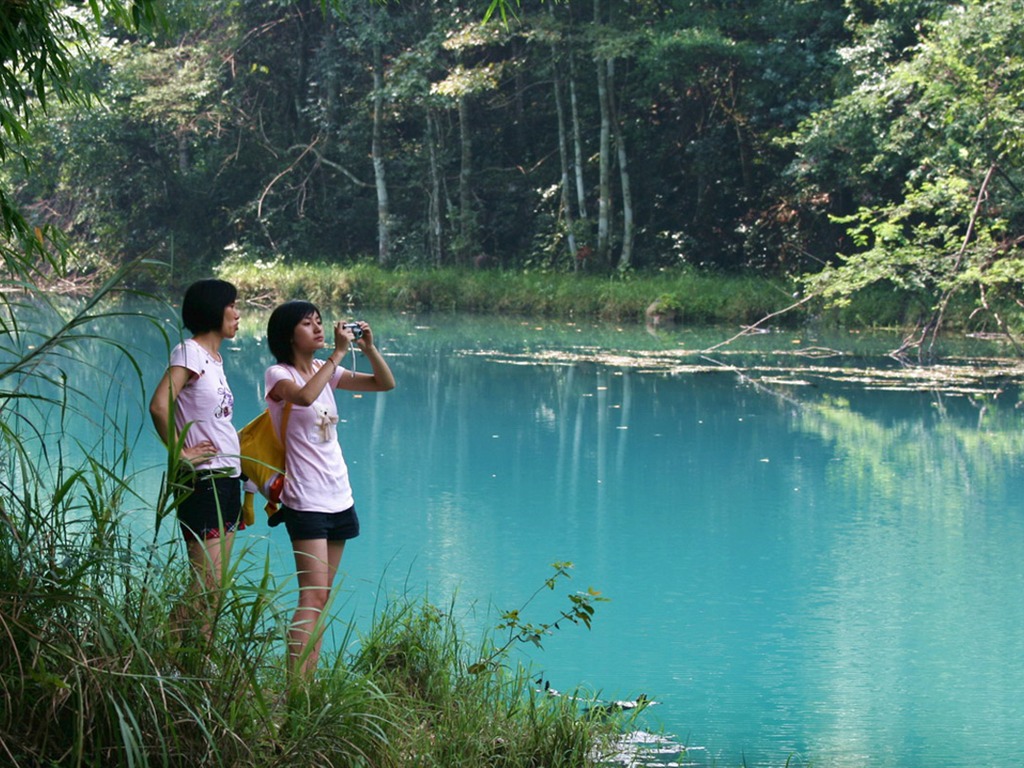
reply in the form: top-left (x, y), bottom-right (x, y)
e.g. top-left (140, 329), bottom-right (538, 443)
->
top-left (791, 392), bottom-right (1024, 762)
top-left (798, 391), bottom-right (1024, 516)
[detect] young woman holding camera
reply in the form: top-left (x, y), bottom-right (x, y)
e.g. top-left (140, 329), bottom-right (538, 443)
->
top-left (264, 300), bottom-right (395, 679)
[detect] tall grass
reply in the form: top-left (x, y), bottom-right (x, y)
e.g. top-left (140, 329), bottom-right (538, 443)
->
top-left (0, 256), bottom-right (634, 766)
top-left (351, 596), bottom-right (613, 768)
top-left (218, 258), bottom-right (802, 326)
top-left (220, 257), bottom-right (1015, 334)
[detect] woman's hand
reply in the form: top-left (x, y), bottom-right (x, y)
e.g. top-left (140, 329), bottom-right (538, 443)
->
top-left (332, 320), bottom-right (352, 355)
top-left (182, 440), bottom-right (217, 466)
top-left (335, 319), bottom-right (375, 351)
top-left (352, 320), bottom-right (373, 349)
top-left (334, 321), bottom-right (395, 393)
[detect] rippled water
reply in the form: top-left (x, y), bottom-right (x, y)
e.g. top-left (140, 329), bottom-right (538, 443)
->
top-left (16, 304), bottom-right (1024, 767)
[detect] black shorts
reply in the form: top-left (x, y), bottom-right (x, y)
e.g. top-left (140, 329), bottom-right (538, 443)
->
top-left (279, 504), bottom-right (360, 542)
top-left (176, 472), bottom-right (244, 543)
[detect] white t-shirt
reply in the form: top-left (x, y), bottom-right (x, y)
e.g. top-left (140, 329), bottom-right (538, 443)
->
top-left (168, 338), bottom-right (241, 476)
top-left (265, 361), bottom-right (353, 514)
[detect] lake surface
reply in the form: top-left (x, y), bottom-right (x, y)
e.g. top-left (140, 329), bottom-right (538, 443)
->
top-left (11, 302), bottom-right (1024, 767)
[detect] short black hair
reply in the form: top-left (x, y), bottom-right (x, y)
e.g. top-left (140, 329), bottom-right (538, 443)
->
top-left (181, 279), bottom-right (237, 334)
top-left (267, 300), bottom-right (319, 364)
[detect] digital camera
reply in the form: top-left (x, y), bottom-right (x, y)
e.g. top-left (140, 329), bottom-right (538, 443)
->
top-left (343, 321), bottom-right (363, 339)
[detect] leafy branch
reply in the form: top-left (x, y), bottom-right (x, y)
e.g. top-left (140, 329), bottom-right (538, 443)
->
top-left (468, 561), bottom-right (608, 675)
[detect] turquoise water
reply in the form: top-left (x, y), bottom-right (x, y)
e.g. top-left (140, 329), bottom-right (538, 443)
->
top-left (13, 304), bottom-right (1024, 767)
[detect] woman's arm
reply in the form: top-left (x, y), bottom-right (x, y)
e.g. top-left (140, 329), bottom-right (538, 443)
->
top-left (336, 322), bottom-right (396, 393)
top-left (269, 320), bottom-right (394, 403)
top-left (269, 321), bottom-right (352, 406)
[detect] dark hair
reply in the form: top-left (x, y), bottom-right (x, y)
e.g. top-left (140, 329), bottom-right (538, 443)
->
top-left (181, 279), bottom-right (237, 334)
top-left (267, 300), bottom-right (320, 364)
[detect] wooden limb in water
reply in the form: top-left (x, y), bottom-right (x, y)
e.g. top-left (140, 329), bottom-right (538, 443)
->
top-left (701, 293), bottom-right (816, 354)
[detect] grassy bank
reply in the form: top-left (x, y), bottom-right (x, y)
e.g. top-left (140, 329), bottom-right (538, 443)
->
top-left (216, 260), bottom-right (1005, 333)
top-left (216, 261), bottom-right (803, 326)
top-left (0, 444), bottom-right (631, 767)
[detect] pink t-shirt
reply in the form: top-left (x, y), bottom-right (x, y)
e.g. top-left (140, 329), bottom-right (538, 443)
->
top-left (168, 338), bottom-right (241, 476)
top-left (265, 362), bottom-right (353, 514)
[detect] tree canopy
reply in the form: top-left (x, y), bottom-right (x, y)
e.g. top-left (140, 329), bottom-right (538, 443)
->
top-left (793, 0), bottom-right (1024, 351)
top-left (3, 0), bottom-right (1024, 348)
top-left (0, 0), bottom-right (157, 281)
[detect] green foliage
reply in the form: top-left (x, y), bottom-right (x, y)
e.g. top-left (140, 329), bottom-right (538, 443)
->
top-left (3, 0), bottom-right (859, 277)
top-left (471, 561), bottom-right (608, 673)
top-left (791, 0), bottom-right (1024, 348)
top-left (1, 4), bottom-right (241, 271)
top-left (0, 0), bottom-right (158, 274)
top-left (0, 1), bottom-right (88, 157)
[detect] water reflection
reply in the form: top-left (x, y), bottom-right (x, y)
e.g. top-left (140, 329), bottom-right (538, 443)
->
top-left (792, 394), bottom-right (1024, 767)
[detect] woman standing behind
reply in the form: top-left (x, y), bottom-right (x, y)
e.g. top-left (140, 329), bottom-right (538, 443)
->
top-left (149, 278), bottom-right (244, 638)
top-left (265, 301), bottom-right (395, 679)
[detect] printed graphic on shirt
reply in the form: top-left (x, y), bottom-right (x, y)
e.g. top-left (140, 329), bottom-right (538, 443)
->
top-left (310, 404), bottom-right (339, 443)
top-left (215, 383), bottom-right (234, 419)
top-left (187, 360), bottom-right (233, 421)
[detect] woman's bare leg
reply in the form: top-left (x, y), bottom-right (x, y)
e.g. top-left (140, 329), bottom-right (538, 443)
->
top-left (289, 538), bottom-right (346, 679)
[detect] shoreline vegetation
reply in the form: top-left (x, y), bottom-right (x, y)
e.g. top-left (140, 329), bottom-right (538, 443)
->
top-left (212, 261), bottom-right (1012, 337)
top-left (216, 261), bottom-right (798, 325)
top-left (1, 493), bottom-right (636, 767)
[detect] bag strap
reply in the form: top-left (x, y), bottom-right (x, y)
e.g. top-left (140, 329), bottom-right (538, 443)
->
top-left (273, 363), bottom-right (299, 469)
top-left (277, 402), bottom-right (293, 449)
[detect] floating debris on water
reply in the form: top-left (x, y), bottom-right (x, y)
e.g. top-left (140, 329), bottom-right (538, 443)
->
top-left (593, 729), bottom-right (701, 767)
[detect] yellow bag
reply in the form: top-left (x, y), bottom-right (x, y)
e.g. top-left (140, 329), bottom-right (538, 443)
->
top-left (238, 403), bottom-right (292, 526)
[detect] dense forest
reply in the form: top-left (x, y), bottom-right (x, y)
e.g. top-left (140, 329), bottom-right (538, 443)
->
top-left (4, 0), bottom-right (1024, 336)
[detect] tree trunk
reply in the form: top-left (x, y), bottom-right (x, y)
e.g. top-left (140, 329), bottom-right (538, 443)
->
top-left (568, 42), bottom-right (588, 225)
top-left (457, 95), bottom-right (474, 265)
top-left (549, 5), bottom-right (577, 269)
top-left (320, 22), bottom-right (337, 147)
top-left (594, 0), bottom-right (611, 267)
top-left (177, 133), bottom-right (190, 174)
top-left (608, 59), bottom-right (633, 272)
top-left (426, 108), bottom-right (444, 267)
top-left (371, 36), bottom-right (391, 267)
